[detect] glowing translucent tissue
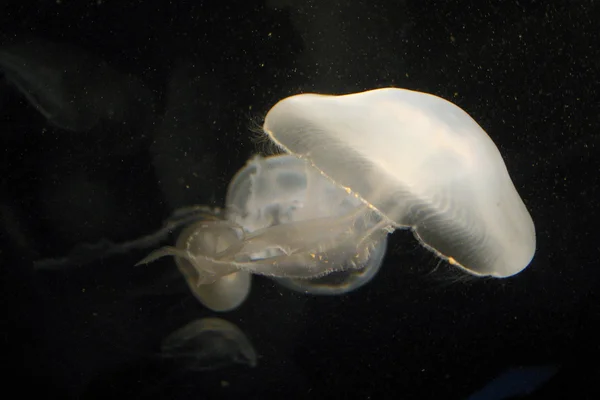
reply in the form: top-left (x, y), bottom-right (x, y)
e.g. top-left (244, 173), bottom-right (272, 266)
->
top-left (263, 88), bottom-right (536, 277)
top-left (161, 318), bottom-right (257, 370)
top-left (137, 153), bottom-right (389, 310)
top-left (226, 154), bottom-right (388, 295)
top-left (138, 87), bottom-right (536, 311)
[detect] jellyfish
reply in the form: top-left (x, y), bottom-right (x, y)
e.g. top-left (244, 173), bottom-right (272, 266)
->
top-left (138, 209), bottom-right (252, 312)
top-left (137, 154), bottom-right (388, 306)
top-left (161, 317), bottom-right (257, 370)
top-left (225, 154), bottom-right (387, 295)
top-left (262, 88), bottom-right (536, 277)
top-left (140, 87), bottom-right (535, 289)
top-left (138, 139), bottom-right (391, 285)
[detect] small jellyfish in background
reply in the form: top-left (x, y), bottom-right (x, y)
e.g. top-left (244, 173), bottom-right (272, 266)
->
top-left (225, 154), bottom-right (387, 295)
top-left (263, 88), bottom-right (536, 277)
top-left (161, 317), bottom-right (257, 371)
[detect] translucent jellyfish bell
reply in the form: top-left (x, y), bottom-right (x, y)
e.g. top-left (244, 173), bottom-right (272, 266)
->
top-left (263, 88), bottom-right (536, 277)
top-left (161, 318), bottom-right (257, 370)
top-left (138, 153), bottom-right (387, 301)
top-left (137, 211), bottom-right (252, 312)
top-left (140, 162), bottom-right (388, 288)
top-left (175, 222), bottom-right (251, 312)
top-left (225, 154), bottom-right (387, 295)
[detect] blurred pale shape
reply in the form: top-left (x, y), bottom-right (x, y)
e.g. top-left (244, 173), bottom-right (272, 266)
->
top-left (161, 318), bottom-right (257, 370)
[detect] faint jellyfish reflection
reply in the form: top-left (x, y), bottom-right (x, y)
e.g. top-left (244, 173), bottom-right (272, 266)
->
top-left (161, 318), bottom-right (257, 370)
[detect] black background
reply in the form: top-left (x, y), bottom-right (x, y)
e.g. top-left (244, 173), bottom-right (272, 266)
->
top-left (1, 0), bottom-right (598, 399)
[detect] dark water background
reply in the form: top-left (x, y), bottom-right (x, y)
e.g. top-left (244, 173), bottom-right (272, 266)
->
top-left (1, 0), bottom-right (598, 398)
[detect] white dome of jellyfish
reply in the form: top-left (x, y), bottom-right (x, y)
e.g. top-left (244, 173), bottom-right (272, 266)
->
top-left (263, 88), bottom-right (536, 278)
top-left (138, 87), bottom-right (536, 310)
top-left (225, 154), bottom-right (387, 295)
